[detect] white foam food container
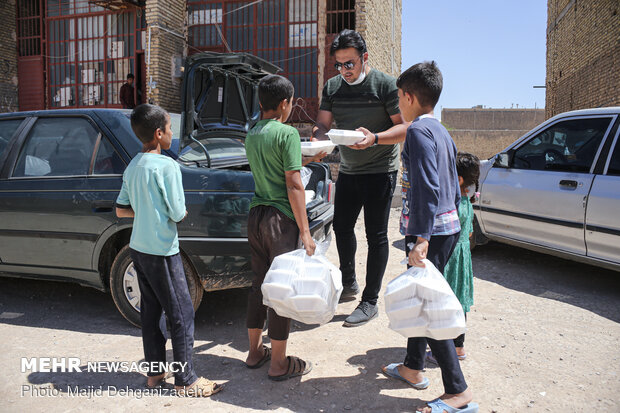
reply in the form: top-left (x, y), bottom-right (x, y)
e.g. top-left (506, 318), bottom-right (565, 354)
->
top-left (300, 141), bottom-right (336, 156)
top-left (326, 129), bottom-right (366, 145)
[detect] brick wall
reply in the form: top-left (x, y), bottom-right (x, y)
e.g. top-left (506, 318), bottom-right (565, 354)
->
top-left (145, 0), bottom-right (186, 113)
top-left (356, 0), bottom-right (402, 78)
top-left (0, 0), bottom-right (18, 113)
top-left (442, 108), bottom-right (546, 159)
top-left (546, 0), bottom-right (620, 118)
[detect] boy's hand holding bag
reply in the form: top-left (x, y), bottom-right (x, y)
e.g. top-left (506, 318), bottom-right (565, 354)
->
top-left (261, 236), bottom-right (342, 325)
top-left (384, 259), bottom-right (466, 340)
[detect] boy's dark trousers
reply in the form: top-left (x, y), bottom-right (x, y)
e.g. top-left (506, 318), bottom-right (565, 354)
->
top-left (334, 171), bottom-right (397, 305)
top-left (404, 233), bottom-right (468, 395)
top-left (131, 249), bottom-right (199, 387)
top-left (246, 205), bottom-right (299, 340)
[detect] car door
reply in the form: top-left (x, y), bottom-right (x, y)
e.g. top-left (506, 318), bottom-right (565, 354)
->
top-left (480, 115), bottom-right (615, 255)
top-left (0, 115), bottom-right (120, 286)
top-left (585, 126), bottom-right (620, 263)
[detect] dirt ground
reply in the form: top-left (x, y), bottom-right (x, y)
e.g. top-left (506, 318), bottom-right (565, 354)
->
top-left (1, 208), bottom-right (619, 412)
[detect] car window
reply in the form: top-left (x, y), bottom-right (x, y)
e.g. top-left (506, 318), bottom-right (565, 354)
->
top-left (170, 113), bottom-right (182, 139)
top-left (177, 137), bottom-right (247, 166)
top-left (513, 117), bottom-right (611, 173)
top-left (607, 137), bottom-right (620, 176)
top-left (0, 119), bottom-right (24, 158)
top-left (93, 137), bottom-right (126, 175)
top-left (12, 117), bottom-right (99, 177)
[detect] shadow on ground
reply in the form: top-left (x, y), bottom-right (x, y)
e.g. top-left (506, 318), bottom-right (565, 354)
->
top-left (472, 241), bottom-right (620, 323)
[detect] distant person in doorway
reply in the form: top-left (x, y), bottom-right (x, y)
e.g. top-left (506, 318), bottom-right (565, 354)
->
top-left (120, 73), bottom-right (136, 109)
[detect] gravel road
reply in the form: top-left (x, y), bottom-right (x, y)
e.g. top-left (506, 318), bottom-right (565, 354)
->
top-left (1, 208), bottom-right (619, 412)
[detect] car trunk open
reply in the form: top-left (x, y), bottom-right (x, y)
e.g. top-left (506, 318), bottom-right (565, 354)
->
top-left (179, 51), bottom-right (334, 210)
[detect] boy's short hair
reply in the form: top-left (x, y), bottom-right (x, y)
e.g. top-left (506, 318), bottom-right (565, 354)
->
top-left (258, 74), bottom-right (294, 111)
top-left (330, 29), bottom-right (367, 56)
top-left (396, 61), bottom-right (443, 108)
top-left (456, 152), bottom-right (481, 188)
top-left (130, 104), bottom-right (169, 144)
top-left (127, 73), bottom-right (135, 80)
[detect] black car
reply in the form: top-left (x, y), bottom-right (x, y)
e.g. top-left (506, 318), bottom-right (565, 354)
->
top-left (0, 53), bottom-right (335, 326)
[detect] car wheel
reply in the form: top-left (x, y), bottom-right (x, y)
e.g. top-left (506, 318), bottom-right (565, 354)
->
top-left (470, 215), bottom-right (488, 252)
top-left (109, 245), bottom-right (203, 327)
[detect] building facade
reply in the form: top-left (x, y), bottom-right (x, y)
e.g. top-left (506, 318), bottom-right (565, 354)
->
top-left (2, 0), bottom-right (401, 120)
top-left (546, 0), bottom-right (620, 118)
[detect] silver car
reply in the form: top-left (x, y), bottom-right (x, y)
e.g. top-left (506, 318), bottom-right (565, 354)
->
top-left (473, 107), bottom-right (620, 271)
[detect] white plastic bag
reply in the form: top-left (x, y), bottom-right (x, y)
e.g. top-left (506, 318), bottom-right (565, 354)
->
top-left (384, 259), bottom-right (465, 340)
top-left (262, 237), bottom-right (342, 325)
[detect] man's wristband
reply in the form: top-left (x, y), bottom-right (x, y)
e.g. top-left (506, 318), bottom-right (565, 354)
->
top-left (373, 133), bottom-right (379, 146)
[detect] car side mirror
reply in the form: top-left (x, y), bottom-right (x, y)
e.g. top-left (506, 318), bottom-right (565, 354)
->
top-left (495, 151), bottom-right (513, 168)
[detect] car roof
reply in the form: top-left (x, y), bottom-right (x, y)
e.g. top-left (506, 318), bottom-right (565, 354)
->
top-left (549, 106), bottom-right (620, 120)
top-left (0, 108), bottom-right (133, 118)
top-left (0, 108), bottom-right (181, 118)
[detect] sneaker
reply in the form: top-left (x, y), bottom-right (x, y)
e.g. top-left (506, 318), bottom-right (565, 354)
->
top-left (339, 280), bottom-right (360, 301)
top-left (343, 301), bottom-right (378, 327)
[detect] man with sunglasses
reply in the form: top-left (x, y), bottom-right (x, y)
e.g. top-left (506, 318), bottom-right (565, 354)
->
top-left (312, 29), bottom-right (408, 327)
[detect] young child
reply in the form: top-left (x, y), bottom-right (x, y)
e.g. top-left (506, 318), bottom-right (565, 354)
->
top-left (244, 74), bottom-right (315, 381)
top-left (443, 152), bottom-right (480, 360)
top-left (381, 62), bottom-right (478, 413)
top-left (115, 104), bottom-right (221, 397)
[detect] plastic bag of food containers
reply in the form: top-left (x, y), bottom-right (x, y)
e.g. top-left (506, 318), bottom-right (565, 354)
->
top-left (261, 236), bottom-right (342, 325)
top-left (384, 259), bottom-right (465, 340)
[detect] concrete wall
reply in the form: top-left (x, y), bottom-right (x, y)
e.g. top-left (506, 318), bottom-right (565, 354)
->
top-left (442, 108), bottom-right (546, 131)
top-left (145, 0), bottom-right (186, 113)
top-left (546, 0), bottom-right (620, 118)
top-left (442, 108), bottom-right (546, 159)
top-left (356, 0), bottom-right (402, 78)
top-left (0, 0), bottom-right (18, 113)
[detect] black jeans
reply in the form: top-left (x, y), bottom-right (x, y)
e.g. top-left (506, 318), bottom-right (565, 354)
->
top-left (334, 171), bottom-right (397, 305)
top-left (403, 233), bottom-right (468, 395)
top-left (131, 249), bottom-right (199, 387)
top-left (406, 236), bottom-right (467, 348)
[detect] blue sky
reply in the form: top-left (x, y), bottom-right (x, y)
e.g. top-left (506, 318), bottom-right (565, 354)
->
top-left (401, 0), bottom-right (547, 117)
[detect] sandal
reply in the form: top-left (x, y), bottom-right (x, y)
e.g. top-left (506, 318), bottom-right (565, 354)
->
top-left (176, 377), bottom-right (222, 397)
top-left (246, 345), bottom-right (271, 369)
top-left (268, 356), bottom-right (312, 381)
top-left (382, 363), bottom-right (430, 390)
top-left (145, 372), bottom-right (173, 389)
top-left (416, 398), bottom-right (479, 413)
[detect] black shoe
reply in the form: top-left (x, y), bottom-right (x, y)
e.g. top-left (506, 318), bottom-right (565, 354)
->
top-left (339, 280), bottom-right (360, 302)
top-left (343, 301), bottom-right (378, 327)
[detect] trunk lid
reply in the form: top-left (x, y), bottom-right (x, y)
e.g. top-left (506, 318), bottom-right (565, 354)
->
top-left (180, 52), bottom-right (281, 150)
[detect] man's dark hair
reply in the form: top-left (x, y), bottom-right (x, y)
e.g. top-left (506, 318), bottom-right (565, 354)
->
top-left (127, 73), bottom-right (135, 80)
top-left (130, 104), bottom-right (169, 144)
top-left (330, 29), bottom-right (367, 56)
top-left (396, 61), bottom-right (443, 108)
top-left (456, 152), bottom-right (481, 201)
top-left (258, 74), bottom-right (294, 111)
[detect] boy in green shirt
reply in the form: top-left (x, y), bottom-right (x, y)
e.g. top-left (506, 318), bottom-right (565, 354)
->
top-left (244, 74), bottom-right (315, 381)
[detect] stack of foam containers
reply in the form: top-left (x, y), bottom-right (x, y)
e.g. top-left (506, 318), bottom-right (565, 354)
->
top-left (262, 250), bottom-right (343, 325)
top-left (384, 261), bottom-right (465, 340)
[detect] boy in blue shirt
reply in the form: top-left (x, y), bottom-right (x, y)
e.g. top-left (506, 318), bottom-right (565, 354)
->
top-left (115, 104), bottom-right (221, 397)
top-left (382, 63), bottom-right (478, 412)
top-left (244, 74), bottom-right (315, 381)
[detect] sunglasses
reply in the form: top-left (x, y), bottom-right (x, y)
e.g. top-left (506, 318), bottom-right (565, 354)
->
top-left (334, 56), bottom-right (362, 71)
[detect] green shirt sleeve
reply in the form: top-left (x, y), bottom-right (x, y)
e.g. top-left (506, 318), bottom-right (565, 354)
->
top-left (383, 76), bottom-right (400, 117)
top-left (160, 162), bottom-right (186, 223)
top-left (281, 128), bottom-right (302, 172)
top-left (319, 81), bottom-right (333, 112)
top-left (116, 176), bottom-right (131, 207)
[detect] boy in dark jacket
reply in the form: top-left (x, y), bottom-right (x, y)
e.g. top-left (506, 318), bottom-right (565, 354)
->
top-left (382, 62), bottom-right (478, 413)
